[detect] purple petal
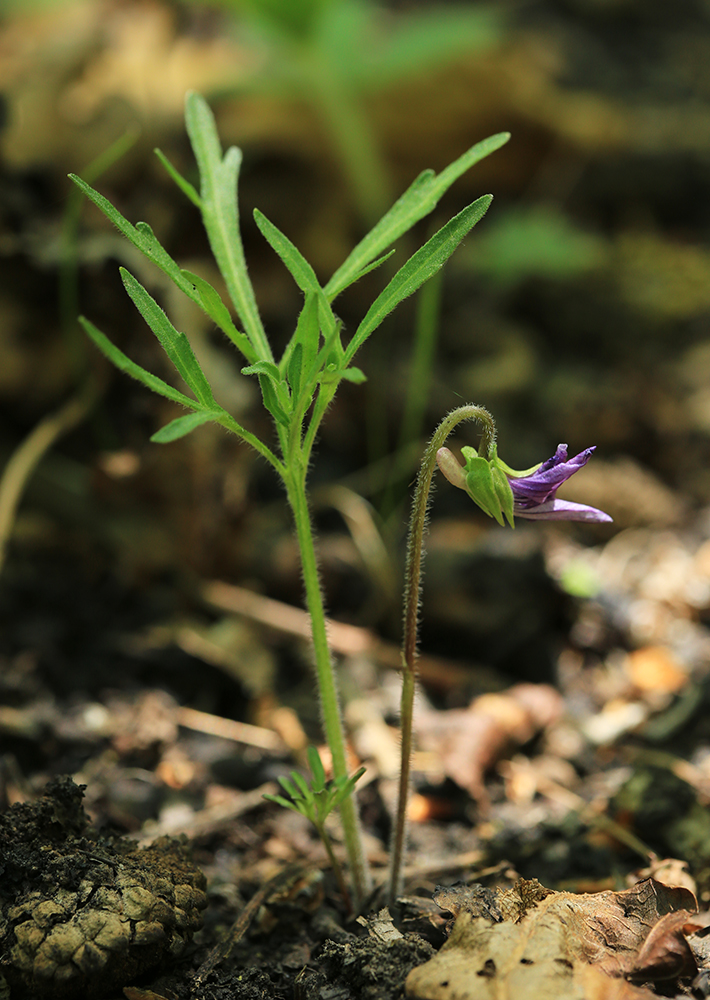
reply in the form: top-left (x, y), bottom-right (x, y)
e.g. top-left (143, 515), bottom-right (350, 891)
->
top-left (509, 445), bottom-right (597, 507)
top-left (514, 498), bottom-right (613, 523)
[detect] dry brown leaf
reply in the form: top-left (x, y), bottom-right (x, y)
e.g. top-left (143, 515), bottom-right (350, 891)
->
top-left (627, 910), bottom-right (699, 981)
top-left (415, 684), bottom-right (564, 803)
top-left (405, 878), bottom-right (697, 1000)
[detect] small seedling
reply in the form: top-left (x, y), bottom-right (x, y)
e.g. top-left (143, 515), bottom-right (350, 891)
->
top-left (264, 746), bottom-right (365, 910)
top-left (71, 90), bottom-right (508, 907)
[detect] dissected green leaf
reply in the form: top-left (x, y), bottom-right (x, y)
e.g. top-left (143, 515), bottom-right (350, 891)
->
top-left (263, 793), bottom-right (302, 814)
top-left (181, 269), bottom-right (255, 359)
top-left (81, 317), bottom-right (202, 409)
top-left (70, 175), bottom-right (200, 298)
top-left (69, 172), bottom-right (262, 362)
top-left (258, 374), bottom-right (290, 426)
top-left (318, 365), bottom-right (366, 386)
top-left (278, 774), bottom-right (301, 800)
top-left (332, 766), bottom-right (366, 808)
top-left (185, 91), bottom-right (272, 362)
top-left (151, 410), bottom-right (220, 443)
top-left (325, 135), bottom-right (508, 300)
top-left (287, 341), bottom-right (304, 399)
top-left (120, 268), bottom-right (215, 407)
top-left (254, 208), bottom-right (321, 294)
top-left (345, 195), bottom-right (493, 364)
top-left (307, 746), bottom-right (327, 793)
top-left (291, 771), bottom-right (312, 799)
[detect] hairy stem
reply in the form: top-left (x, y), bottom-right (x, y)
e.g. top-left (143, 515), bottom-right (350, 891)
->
top-left (285, 469), bottom-right (372, 906)
top-left (387, 404), bottom-right (496, 906)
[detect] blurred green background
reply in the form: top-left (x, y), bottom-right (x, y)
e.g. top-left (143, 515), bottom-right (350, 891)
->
top-left (1, 0), bottom-right (708, 643)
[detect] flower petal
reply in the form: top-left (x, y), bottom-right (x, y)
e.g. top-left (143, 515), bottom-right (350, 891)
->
top-left (514, 498), bottom-right (613, 522)
top-left (509, 445), bottom-right (597, 506)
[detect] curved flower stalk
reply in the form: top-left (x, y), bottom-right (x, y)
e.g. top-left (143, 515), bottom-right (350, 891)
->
top-left (388, 410), bottom-right (611, 906)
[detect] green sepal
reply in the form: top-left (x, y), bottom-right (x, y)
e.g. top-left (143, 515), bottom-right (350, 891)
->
top-left (496, 456), bottom-right (543, 478)
top-left (461, 444), bottom-right (516, 527)
top-left (490, 462), bottom-right (515, 528)
top-left (464, 455), bottom-right (505, 526)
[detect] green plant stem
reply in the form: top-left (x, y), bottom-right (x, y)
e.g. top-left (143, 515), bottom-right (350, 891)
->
top-left (388, 404), bottom-right (496, 907)
top-left (284, 467), bottom-right (372, 906)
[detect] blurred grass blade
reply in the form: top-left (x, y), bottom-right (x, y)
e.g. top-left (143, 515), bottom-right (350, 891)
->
top-left (354, 7), bottom-right (501, 89)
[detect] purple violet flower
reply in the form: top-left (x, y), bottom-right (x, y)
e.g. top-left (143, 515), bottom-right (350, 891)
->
top-left (509, 444), bottom-right (612, 523)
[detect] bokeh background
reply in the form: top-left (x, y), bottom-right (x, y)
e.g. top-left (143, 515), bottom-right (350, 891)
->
top-left (2, 0), bottom-right (710, 720)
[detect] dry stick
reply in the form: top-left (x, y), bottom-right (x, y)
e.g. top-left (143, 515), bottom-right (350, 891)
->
top-left (0, 384), bottom-right (97, 574)
top-left (387, 404), bottom-right (496, 907)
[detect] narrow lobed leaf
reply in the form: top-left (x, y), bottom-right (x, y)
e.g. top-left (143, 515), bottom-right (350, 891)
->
top-left (151, 410), bottom-right (220, 443)
top-left (307, 746), bottom-right (327, 793)
top-left (345, 195), bottom-right (493, 365)
top-left (277, 775), bottom-right (301, 801)
top-left (325, 132), bottom-right (508, 301)
top-left (180, 269), bottom-right (256, 361)
top-left (291, 771), bottom-right (313, 800)
top-left (185, 92), bottom-right (271, 362)
top-left (120, 268), bottom-right (215, 407)
top-left (154, 148), bottom-right (202, 208)
top-left (70, 173), bottom-right (257, 359)
top-left (254, 209), bottom-right (321, 295)
top-left (81, 317), bottom-right (202, 409)
top-left (263, 793), bottom-right (302, 814)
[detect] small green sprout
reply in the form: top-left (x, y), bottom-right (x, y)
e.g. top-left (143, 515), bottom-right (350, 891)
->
top-left (264, 747), bottom-right (365, 911)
